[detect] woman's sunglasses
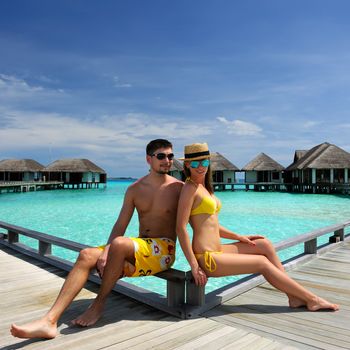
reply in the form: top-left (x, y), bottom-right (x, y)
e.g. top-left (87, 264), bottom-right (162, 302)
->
top-left (190, 159), bottom-right (210, 168)
top-left (151, 153), bottom-right (175, 160)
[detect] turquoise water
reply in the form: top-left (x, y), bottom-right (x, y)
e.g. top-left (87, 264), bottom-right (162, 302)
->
top-left (1, 180), bottom-right (349, 294)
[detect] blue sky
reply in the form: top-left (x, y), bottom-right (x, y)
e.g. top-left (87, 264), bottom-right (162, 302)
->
top-left (1, 0), bottom-right (350, 177)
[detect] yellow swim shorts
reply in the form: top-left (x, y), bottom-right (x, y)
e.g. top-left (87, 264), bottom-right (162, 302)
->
top-left (98, 237), bottom-right (175, 278)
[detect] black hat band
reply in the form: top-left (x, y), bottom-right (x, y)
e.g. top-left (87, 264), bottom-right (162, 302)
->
top-left (184, 150), bottom-right (210, 159)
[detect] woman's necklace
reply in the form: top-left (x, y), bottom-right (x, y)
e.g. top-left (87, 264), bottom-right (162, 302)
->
top-left (186, 177), bottom-right (200, 187)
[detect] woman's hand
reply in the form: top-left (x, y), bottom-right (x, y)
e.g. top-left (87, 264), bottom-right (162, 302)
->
top-left (191, 265), bottom-right (208, 286)
top-left (238, 235), bottom-right (264, 246)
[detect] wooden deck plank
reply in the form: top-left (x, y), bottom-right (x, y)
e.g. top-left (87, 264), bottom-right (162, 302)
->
top-left (1, 246), bottom-right (291, 350)
top-left (1, 241), bottom-right (350, 349)
top-left (204, 241), bottom-right (350, 350)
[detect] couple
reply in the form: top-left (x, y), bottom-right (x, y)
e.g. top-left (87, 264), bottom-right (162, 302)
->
top-left (11, 139), bottom-right (338, 340)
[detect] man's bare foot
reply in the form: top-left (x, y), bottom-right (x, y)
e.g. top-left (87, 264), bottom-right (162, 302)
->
top-left (71, 302), bottom-right (104, 327)
top-left (307, 296), bottom-right (339, 311)
top-left (10, 318), bottom-right (57, 339)
top-left (288, 296), bottom-right (306, 308)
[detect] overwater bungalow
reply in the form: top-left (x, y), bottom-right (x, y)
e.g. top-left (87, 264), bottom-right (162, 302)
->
top-left (211, 152), bottom-right (240, 183)
top-left (242, 152), bottom-right (285, 184)
top-left (169, 159), bottom-right (184, 180)
top-left (43, 159), bottom-right (107, 189)
top-left (0, 159), bottom-right (44, 182)
top-left (284, 142), bottom-right (350, 193)
top-left (170, 152), bottom-right (240, 187)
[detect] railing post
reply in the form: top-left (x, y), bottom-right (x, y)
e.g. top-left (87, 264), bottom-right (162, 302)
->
top-left (329, 228), bottom-right (344, 243)
top-left (39, 241), bottom-right (52, 256)
top-left (335, 228), bottom-right (344, 241)
top-left (167, 278), bottom-right (185, 307)
top-left (8, 230), bottom-right (19, 244)
top-left (185, 271), bottom-right (205, 306)
top-left (304, 238), bottom-right (317, 254)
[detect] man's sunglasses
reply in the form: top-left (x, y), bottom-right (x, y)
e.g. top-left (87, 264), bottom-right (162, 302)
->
top-left (190, 159), bottom-right (210, 168)
top-left (151, 153), bottom-right (175, 160)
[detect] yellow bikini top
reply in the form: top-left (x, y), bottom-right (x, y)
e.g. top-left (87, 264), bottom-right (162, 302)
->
top-left (190, 195), bottom-right (221, 216)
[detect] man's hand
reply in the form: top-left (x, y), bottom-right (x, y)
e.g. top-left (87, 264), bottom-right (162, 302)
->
top-left (238, 235), bottom-right (264, 246)
top-left (192, 266), bottom-right (207, 286)
top-left (96, 253), bottom-right (107, 278)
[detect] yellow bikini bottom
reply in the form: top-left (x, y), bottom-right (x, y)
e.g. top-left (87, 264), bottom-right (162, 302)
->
top-left (195, 251), bottom-right (222, 272)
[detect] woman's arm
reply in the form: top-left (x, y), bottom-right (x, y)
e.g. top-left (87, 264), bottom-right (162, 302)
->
top-left (219, 225), bottom-right (264, 245)
top-left (176, 184), bottom-right (207, 286)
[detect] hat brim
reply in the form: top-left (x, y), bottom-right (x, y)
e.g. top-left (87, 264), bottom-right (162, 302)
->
top-left (178, 155), bottom-right (211, 161)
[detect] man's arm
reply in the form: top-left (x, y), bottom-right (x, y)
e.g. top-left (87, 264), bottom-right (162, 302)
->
top-left (107, 187), bottom-right (136, 243)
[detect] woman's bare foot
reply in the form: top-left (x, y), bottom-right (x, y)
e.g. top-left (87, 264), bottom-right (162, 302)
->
top-left (71, 302), bottom-right (104, 327)
top-left (307, 296), bottom-right (339, 311)
top-left (288, 296), bottom-right (306, 308)
top-left (10, 318), bottom-right (57, 339)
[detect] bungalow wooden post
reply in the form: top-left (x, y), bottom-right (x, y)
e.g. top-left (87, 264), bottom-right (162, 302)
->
top-left (304, 238), bottom-right (317, 254)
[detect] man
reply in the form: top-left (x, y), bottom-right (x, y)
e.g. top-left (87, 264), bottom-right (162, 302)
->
top-left (11, 139), bottom-right (183, 339)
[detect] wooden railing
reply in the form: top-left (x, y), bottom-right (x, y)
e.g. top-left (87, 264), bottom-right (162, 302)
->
top-left (0, 221), bottom-right (187, 318)
top-left (1, 220), bottom-right (349, 319)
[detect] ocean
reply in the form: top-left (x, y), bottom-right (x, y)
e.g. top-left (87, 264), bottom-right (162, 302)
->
top-left (1, 179), bottom-right (349, 293)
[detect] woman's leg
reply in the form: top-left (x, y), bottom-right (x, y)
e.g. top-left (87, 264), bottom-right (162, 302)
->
top-left (222, 238), bottom-right (305, 307)
top-left (11, 247), bottom-right (102, 339)
top-left (222, 238), bottom-right (283, 269)
top-left (201, 253), bottom-right (338, 311)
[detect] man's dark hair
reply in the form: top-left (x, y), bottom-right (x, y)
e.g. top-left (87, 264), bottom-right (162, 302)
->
top-left (146, 139), bottom-right (173, 155)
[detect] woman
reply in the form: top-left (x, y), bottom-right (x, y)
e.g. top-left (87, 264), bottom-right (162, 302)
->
top-left (176, 142), bottom-right (338, 311)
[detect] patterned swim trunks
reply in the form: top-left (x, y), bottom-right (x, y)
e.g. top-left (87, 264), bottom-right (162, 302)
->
top-left (129, 237), bottom-right (175, 277)
top-left (98, 237), bottom-right (175, 277)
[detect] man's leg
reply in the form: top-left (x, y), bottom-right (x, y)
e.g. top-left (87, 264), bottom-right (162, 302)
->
top-left (10, 247), bottom-right (102, 339)
top-left (72, 236), bottom-right (135, 327)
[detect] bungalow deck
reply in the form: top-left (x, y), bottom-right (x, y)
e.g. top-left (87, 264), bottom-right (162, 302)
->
top-left (1, 239), bottom-right (349, 349)
top-left (213, 182), bottom-right (350, 194)
top-left (0, 181), bottom-right (64, 194)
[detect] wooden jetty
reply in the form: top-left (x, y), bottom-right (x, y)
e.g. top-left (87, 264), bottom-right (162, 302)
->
top-left (0, 181), bottom-right (64, 194)
top-left (1, 220), bottom-right (350, 349)
top-left (213, 181), bottom-right (350, 194)
top-left (213, 182), bottom-right (288, 192)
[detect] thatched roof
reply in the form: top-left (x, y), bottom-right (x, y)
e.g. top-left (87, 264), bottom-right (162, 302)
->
top-left (44, 159), bottom-right (106, 173)
top-left (0, 159), bottom-right (45, 172)
top-left (210, 152), bottom-right (240, 171)
top-left (242, 153), bottom-right (285, 171)
top-left (172, 152), bottom-right (239, 172)
top-left (286, 142), bottom-right (350, 170)
top-left (294, 150), bottom-right (308, 163)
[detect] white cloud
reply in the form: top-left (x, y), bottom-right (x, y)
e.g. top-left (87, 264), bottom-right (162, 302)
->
top-left (216, 117), bottom-right (263, 136)
top-left (0, 109), bottom-right (213, 155)
top-left (0, 73), bottom-right (64, 101)
top-left (113, 76), bottom-right (132, 88)
top-left (303, 120), bottom-right (320, 128)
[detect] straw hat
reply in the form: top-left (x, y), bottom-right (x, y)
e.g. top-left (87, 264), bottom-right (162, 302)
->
top-left (179, 143), bottom-right (211, 161)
